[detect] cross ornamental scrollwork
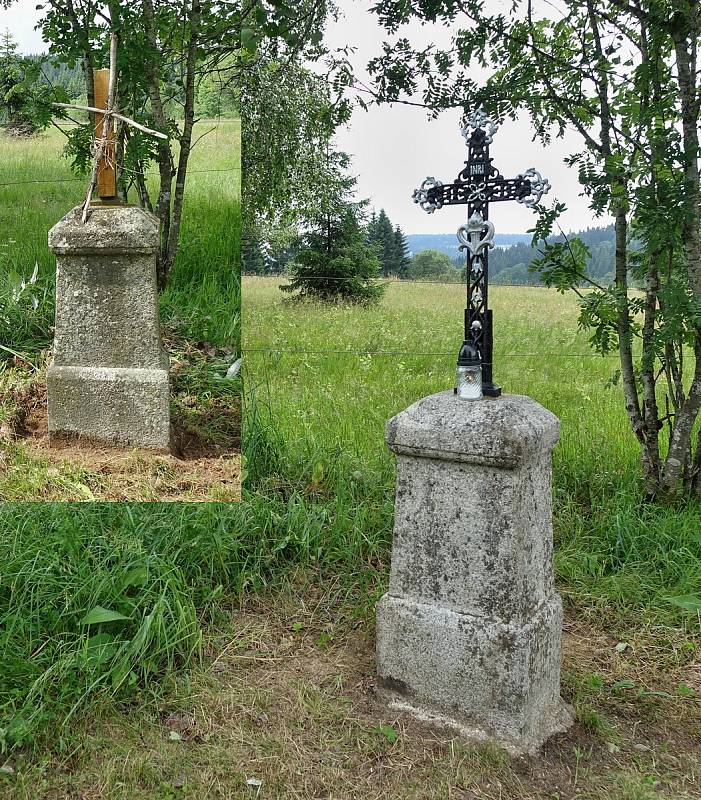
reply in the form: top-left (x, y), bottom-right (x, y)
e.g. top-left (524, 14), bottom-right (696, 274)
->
top-left (412, 110), bottom-right (550, 396)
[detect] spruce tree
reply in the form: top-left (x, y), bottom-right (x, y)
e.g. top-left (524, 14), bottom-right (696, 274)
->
top-left (282, 148), bottom-right (384, 303)
top-left (373, 209), bottom-right (396, 276)
top-left (393, 225), bottom-right (411, 277)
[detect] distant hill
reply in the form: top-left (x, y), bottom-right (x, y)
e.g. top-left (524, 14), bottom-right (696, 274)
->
top-left (406, 225), bottom-right (616, 286)
top-left (406, 233), bottom-right (531, 258)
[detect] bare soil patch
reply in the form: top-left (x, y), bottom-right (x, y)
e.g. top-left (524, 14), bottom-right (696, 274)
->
top-left (1, 378), bottom-right (241, 501)
top-left (4, 581), bottom-right (698, 799)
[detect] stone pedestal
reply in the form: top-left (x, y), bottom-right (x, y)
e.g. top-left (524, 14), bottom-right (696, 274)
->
top-left (376, 391), bottom-right (572, 755)
top-left (47, 205), bottom-right (170, 449)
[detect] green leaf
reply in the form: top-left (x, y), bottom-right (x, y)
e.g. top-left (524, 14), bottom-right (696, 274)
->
top-left (374, 725), bottom-right (398, 744)
top-left (666, 595), bottom-right (701, 612)
top-left (122, 566), bottom-right (148, 590)
top-left (675, 682), bottom-right (696, 698)
top-left (80, 606), bottom-right (130, 626)
top-left (67, 481), bottom-right (95, 500)
top-left (611, 678), bottom-right (635, 691)
top-left (311, 461), bottom-right (325, 485)
top-left (111, 659), bottom-right (133, 691)
top-left (84, 633), bottom-right (120, 666)
top-left (241, 27), bottom-right (258, 53)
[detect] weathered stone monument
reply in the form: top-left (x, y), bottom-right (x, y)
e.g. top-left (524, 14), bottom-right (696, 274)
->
top-left (376, 113), bottom-right (571, 754)
top-left (47, 48), bottom-right (171, 449)
top-left (376, 392), bottom-right (572, 754)
top-left (47, 206), bottom-right (170, 448)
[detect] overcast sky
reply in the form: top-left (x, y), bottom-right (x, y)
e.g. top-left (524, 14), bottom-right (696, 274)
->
top-left (0, 2), bottom-right (44, 53)
top-left (326, 0), bottom-right (608, 235)
top-left (2, 0), bottom-right (607, 235)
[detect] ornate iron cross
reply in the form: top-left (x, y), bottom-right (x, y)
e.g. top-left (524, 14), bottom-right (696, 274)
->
top-left (412, 110), bottom-right (550, 396)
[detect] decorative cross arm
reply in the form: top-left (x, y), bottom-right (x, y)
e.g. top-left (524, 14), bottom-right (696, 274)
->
top-left (412, 168), bottom-right (550, 214)
top-left (411, 110), bottom-right (551, 397)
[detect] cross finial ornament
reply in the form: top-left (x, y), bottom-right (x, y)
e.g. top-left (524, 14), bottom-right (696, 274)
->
top-left (412, 111), bottom-right (550, 396)
top-left (53, 34), bottom-right (168, 224)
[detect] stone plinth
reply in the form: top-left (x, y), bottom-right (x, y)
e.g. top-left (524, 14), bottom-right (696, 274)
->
top-left (47, 205), bottom-right (170, 449)
top-left (376, 391), bottom-right (572, 755)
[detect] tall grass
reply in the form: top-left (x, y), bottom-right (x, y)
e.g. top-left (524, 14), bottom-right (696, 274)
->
top-left (0, 121), bottom-right (243, 747)
top-left (243, 277), bottom-right (701, 622)
top-left (0, 367), bottom-right (400, 751)
top-left (0, 120), bottom-right (241, 352)
top-left (0, 277), bottom-right (698, 752)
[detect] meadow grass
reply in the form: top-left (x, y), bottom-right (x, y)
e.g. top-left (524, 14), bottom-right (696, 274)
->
top-left (0, 120), bottom-right (241, 350)
top-left (0, 276), bottom-right (697, 794)
top-left (0, 122), bottom-right (699, 791)
top-left (243, 277), bottom-right (701, 623)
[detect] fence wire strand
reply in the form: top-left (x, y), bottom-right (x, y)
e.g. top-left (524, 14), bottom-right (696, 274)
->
top-left (242, 347), bottom-right (618, 359)
top-left (242, 274), bottom-right (550, 288)
top-left (0, 168), bottom-right (239, 187)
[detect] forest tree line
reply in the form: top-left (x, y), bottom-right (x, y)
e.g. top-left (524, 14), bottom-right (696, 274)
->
top-left (245, 215), bottom-right (618, 287)
top-left (0, 29), bottom-right (238, 134)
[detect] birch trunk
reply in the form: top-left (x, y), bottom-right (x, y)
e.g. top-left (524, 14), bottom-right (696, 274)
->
top-left (165, 0), bottom-right (202, 287)
top-left (662, 22), bottom-right (701, 493)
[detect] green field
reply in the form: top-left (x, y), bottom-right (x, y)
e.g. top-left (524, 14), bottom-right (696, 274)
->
top-left (243, 277), bottom-right (700, 619)
top-left (1, 172), bottom-right (700, 794)
top-left (0, 121), bottom-right (241, 500)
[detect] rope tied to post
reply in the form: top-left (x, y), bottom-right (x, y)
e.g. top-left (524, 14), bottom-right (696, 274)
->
top-left (51, 33), bottom-right (168, 224)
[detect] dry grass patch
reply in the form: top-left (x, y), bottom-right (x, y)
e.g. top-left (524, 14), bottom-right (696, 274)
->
top-left (2, 577), bottom-right (699, 800)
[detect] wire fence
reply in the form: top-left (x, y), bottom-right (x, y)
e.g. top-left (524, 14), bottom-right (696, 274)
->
top-left (0, 168), bottom-right (240, 188)
top-left (241, 273), bottom-right (551, 288)
top-left (242, 347), bottom-right (618, 359)
top-left (242, 277), bottom-right (613, 358)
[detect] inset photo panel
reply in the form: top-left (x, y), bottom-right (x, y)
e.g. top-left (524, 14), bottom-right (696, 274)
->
top-left (0, 3), bottom-right (240, 501)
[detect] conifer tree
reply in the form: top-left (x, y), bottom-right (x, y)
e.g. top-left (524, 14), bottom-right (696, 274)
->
top-left (374, 209), bottom-right (396, 276)
top-left (282, 148), bottom-right (384, 303)
top-left (393, 225), bottom-right (411, 278)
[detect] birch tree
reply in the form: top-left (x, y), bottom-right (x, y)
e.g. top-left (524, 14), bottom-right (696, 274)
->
top-left (369, 0), bottom-right (701, 499)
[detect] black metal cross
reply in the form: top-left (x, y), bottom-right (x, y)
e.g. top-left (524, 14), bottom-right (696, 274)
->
top-left (413, 110), bottom-right (550, 396)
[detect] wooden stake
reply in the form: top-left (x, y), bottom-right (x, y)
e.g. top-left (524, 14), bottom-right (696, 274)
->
top-left (93, 68), bottom-right (116, 199)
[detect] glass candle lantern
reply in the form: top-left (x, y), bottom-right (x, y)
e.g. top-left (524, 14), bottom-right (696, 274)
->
top-left (456, 341), bottom-right (482, 400)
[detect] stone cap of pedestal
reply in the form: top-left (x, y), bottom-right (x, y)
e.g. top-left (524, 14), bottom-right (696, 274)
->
top-left (386, 391), bottom-right (560, 469)
top-left (48, 205), bottom-right (159, 255)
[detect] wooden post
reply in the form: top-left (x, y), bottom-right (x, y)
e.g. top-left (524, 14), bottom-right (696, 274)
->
top-left (93, 68), bottom-right (117, 200)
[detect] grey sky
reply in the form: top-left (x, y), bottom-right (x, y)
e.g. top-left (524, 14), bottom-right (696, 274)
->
top-left (326, 1), bottom-right (608, 235)
top-left (3, 0), bottom-right (607, 235)
top-left (0, 1), bottom-right (45, 53)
